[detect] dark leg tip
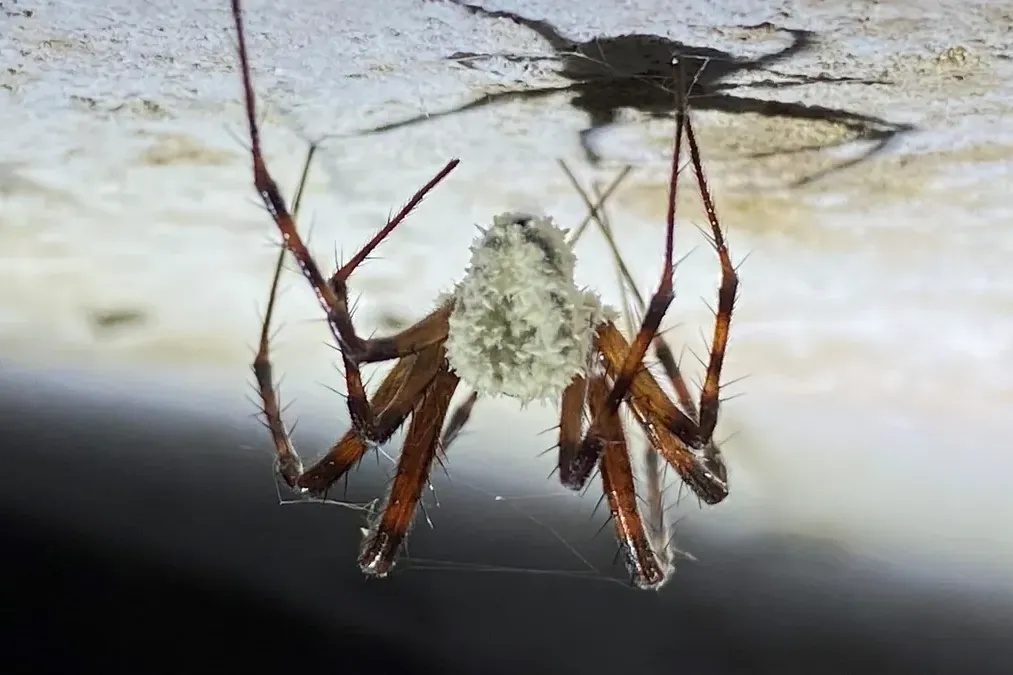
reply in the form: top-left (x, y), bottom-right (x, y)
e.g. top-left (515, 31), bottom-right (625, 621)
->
top-left (631, 569), bottom-right (670, 591)
top-left (358, 530), bottom-right (401, 578)
top-left (558, 460), bottom-right (594, 491)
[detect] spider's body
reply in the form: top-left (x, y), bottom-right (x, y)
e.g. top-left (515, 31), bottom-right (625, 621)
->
top-left (232, 0), bottom-right (739, 590)
top-left (445, 213), bottom-right (608, 403)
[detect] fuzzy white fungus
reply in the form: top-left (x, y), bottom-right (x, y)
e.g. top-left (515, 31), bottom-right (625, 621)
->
top-left (444, 212), bottom-right (609, 404)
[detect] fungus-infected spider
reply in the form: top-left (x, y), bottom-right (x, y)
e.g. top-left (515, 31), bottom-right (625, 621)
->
top-left (232, 0), bottom-right (737, 589)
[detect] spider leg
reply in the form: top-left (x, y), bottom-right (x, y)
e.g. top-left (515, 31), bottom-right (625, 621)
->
top-left (556, 375), bottom-right (587, 478)
top-left (334, 302), bottom-right (451, 444)
top-left (682, 112), bottom-right (739, 443)
top-left (359, 361), bottom-right (460, 577)
top-left (253, 254), bottom-right (303, 488)
top-left (562, 162), bottom-right (632, 246)
top-left (559, 161), bottom-right (699, 420)
top-left (251, 140), bottom-right (326, 488)
top-left (255, 242), bottom-right (445, 492)
top-left (586, 376), bottom-right (667, 590)
top-left (440, 389), bottom-right (480, 453)
top-left (595, 323), bottom-right (727, 504)
top-left (594, 95), bottom-right (736, 503)
top-left (296, 344), bottom-right (448, 494)
top-left (231, 0), bottom-right (458, 443)
top-left (563, 61), bottom-right (688, 490)
top-left (642, 439), bottom-right (669, 553)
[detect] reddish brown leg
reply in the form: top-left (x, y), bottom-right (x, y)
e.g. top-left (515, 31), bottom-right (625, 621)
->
top-left (231, 0), bottom-right (458, 445)
top-left (248, 141), bottom-right (449, 492)
top-left (253, 271), bottom-right (302, 487)
top-left (561, 162), bottom-right (699, 420)
top-left (683, 112), bottom-right (739, 441)
top-left (555, 376), bottom-right (587, 482)
top-left (251, 141), bottom-right (327, 487)
top-left (296, 344), bottom-right (449, 493)
top-left (255, 291), bottom-right (447, 492)
top-left (561, 84), bottom-right (686, 491)
top-left (586, 377), bottom-right (667, 590)
top-left (359, 363), bottom-right (461, 577)
top-left (596, 322), bottom-right (728, 504)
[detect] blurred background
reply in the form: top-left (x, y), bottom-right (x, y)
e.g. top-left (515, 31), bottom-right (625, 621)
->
top-left (2, 0), bottom-right (1011, 672)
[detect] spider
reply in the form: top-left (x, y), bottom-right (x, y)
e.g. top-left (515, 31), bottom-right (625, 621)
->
top-left (232, 0), bottom-right (737, 590)
top-left (360, 0), bottom-right (912, 185)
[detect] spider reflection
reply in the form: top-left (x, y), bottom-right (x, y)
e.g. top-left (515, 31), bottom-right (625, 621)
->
top-left (358, 0), bottom-right (913, 185)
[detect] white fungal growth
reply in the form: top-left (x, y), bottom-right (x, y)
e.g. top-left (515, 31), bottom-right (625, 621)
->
top-left (444, 212), bottom-right (609, 404)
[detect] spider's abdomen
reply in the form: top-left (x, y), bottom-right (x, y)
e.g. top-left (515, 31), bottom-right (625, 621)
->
top-left (445, 213), bottom-right (605, 404)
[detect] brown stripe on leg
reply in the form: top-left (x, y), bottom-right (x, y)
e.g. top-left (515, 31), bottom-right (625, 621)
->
top-left (556, 375), bottom-right (587, 484)
top-left (359, 364), bottom-right (461, 577)
top-left (250, 141), bottom-right (327, 489)
top-left (559, 160), bottom-right (700, 421)
top-left (587, 377), bottom-right (668, 590)
top-left (596, 322), bottom-right (728, 505)
top-left (230, 0), bottom-right (457, 448)
top-left (683, 111), bottom-right (739, 441)
top-left (562, 87), bottom-right (687, 491)
top-left (298, 344), bottom-right (448, 494)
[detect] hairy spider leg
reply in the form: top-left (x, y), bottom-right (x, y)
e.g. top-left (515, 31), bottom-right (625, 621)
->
top-left (559, 160), bottom-right (699, 420)
top-left (590, 111), bottom-right (738, 504)
top-left (562, 162), bottom-right (707, 551)
top-left (593, 179), bottom-right (677, 551)
top-left (251, 144), bottom-right (453, 491)
top-left (595, 323), bottom-right (727, 504)
top-left (594, 103), bottom-right (737, 505)
top-left (253, 142), bottom-right (325, 486)
top-left (586, 376), bottom-right (668, 589)
top-left (554, 376), bottom-right (588, 478)
top-left (359, 356), bottom-right (461, 577)
top-left (682, 112), bottom-right (739, 442)
top-left (578, 171), bottom-right (686, 564)
top-left (231, 0), bottom-right (458, 446)
top-left (559, 63), bottom-right (687, 490)
top-left (298, 343), bottom-right (449, 493)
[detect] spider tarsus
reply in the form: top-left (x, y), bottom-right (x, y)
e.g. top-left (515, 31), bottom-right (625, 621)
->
top-left (681, 463), bottom-right (729, 506)
top-left (560, 434), bottom-right (605, 491)
top-left (556, 375), bottom-right (587, 481)
top-left (358, 530), bottom-right (400, 578)
top-left (277, 456), bottom-right (305, 491)
top-left (629, 560), bottom-right (669, 591)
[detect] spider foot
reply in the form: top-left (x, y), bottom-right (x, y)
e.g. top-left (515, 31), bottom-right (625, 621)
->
top-left (627, 557), bottom-right (670, 591)
top-left (559, 436), bottom-right (602, 491)
top-left (275, 455), bottom-right (306, 492)
top-left (358, 529), bottom-right (401, 578)
top-left (680, 452), bottom-right (729, 505)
